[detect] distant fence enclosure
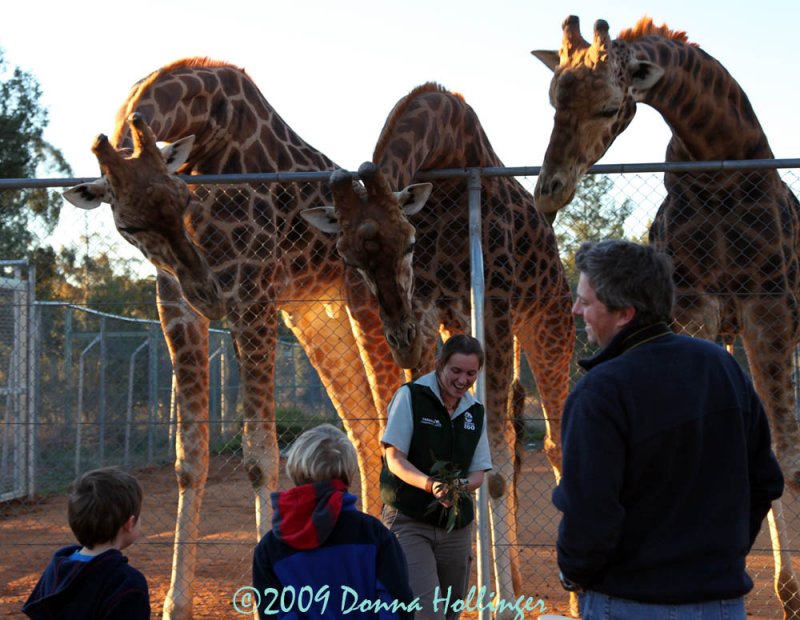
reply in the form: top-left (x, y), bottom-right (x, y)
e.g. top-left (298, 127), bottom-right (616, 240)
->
top-left (1, 162), bottom-right (799, 618)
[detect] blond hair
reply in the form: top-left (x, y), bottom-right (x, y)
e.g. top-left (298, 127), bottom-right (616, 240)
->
top-left (285, 424), bottom-right (358, 486)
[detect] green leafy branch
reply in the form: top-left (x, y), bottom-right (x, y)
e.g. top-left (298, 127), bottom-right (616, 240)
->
top-left (425, 457), bottom-right (471, 532)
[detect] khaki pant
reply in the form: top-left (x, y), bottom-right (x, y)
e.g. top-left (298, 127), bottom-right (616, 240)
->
top-left (382, 506), bottom-right (473, 620)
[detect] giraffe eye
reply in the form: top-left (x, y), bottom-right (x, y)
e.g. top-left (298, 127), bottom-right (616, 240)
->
top-left (597, 108), bottom-right (618, 119)
top-left (118, 226), bottom-right (147, 235)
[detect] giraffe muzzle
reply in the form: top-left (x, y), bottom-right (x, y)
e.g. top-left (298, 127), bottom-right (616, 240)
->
top-left (384, 321), bottom-right (422, 368)
top-left (534, 172), bottom-right (575, 219)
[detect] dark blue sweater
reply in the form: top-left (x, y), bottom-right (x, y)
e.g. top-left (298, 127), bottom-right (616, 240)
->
top-left (22, 546), bottom-right (150, 619)
top-left (253, 481), bottom-right (415, 619)
top-left (554, 322), bottom-right (784, 603)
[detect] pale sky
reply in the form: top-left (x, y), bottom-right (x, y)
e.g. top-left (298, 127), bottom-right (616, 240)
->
top-left (3, 0), bottom-right (797, 174)
top-left (1, 0), bottom-right (797, 255)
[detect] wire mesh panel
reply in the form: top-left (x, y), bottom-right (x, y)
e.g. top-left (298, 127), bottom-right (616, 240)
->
top-left (0, 165), bottom-right (798, 618)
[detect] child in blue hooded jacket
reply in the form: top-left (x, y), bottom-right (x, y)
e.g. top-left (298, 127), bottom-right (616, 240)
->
top-left (23, 467), bottom-right (150, 619)
top-left (253, 423), bottom-right (415, 619)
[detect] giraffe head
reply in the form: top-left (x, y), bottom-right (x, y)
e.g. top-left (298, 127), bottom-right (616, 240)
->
top-left (302, 162), bottom-right (433, 368)
top-left (531, 15), bottom-right (664, 220)
top-left (63, 113), bottom-right (225, 319)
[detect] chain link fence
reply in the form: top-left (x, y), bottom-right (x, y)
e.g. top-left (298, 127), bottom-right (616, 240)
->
top-left (1, 163), bottom-right (799, 618)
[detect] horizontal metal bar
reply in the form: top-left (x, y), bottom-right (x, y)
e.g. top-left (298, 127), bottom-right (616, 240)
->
top-left (0, 171), bottom-right (335, 189)
top-left (2, 158), bottom-right (800, 190)
top-left (416, 158), bottom-right (800, 179)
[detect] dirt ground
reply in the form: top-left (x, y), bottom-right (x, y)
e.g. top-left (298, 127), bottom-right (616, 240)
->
top-left (1, 449), bottom-right (794, 619)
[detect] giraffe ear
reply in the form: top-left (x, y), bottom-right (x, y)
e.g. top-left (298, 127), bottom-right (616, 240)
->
top-left (300, 206), bottom-right (340, 234)
top-left (531, 50), bottom-right (560, 72)
top-left (395, 183), bottom-right (432, 217)
top-left (628, 59), bottom-right (664, 92)
top-left (63, 179), bottom-right (110, 210)
top-left (160, 135), bottom-right (195, 173)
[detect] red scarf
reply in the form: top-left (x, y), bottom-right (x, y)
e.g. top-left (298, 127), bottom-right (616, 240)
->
top-left (270, 479), bottom-right (347, 550)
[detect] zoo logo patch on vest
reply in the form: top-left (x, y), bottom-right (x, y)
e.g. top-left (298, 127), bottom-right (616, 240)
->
top-left (463, 412), bottom-right (476, 431)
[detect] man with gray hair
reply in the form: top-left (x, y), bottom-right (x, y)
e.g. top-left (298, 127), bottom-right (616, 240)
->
top-left (555, 239), bottom-right (783, 619)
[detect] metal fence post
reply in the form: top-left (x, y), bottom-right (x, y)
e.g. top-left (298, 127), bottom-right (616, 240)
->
top-left (125, 339), bottom-right (149, 468)
top-left (26, 263), bottom-right (36, 497)
top-left (209, 337), bottom-right (226, 439)
top-left (98, 317), bottom-right (107, 465)
top-left (64, 308), bottom-right (73, 427)
top-left (467, 168), bottom-right (491, 620)
top-left (75, 335), bottom-right (101, 476)
top-left (220, 336), bottom-right (230, 440)
top-left (148, 324), bottom-right (159, 464)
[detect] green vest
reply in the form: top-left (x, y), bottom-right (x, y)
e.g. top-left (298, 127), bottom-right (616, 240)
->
top-left (380, 382), bottom-right (485, 529)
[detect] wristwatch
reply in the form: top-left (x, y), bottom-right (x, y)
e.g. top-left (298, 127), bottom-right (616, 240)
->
top-left (559, 571), bottom-right (584, 593)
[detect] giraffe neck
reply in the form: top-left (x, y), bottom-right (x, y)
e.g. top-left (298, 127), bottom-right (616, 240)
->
top-left (113, 59), bottom-right (336, 174)
top-left (631, 38), bottom-right (773, 162)
top-left (373, 83), bottom-right (500, 187)
top-left (106, 59), bottom-right (346, 312)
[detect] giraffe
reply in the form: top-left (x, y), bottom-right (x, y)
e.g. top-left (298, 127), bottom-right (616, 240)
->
top-left (63, 58), bottom-right (403, 619)
top-left (531, 16), bottom-right (800, 617)
top-left (302, 82), bottom-right (576, 610)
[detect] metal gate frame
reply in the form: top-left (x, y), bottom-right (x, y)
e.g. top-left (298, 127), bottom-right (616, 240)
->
top-left (0, 259), bottom-right (35, 501)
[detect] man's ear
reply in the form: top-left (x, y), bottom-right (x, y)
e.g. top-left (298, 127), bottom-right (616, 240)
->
top-left (617, 306), bottom-right (636, 328)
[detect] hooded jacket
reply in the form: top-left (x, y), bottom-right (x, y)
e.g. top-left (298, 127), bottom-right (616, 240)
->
top-left (253, 480), bottom-right (415, 619)
top-left (22, 546), bottom-right (149, 619)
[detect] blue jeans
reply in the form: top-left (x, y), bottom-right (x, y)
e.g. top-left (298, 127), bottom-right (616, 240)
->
top-left (579, 591), bottom-right (746, 619)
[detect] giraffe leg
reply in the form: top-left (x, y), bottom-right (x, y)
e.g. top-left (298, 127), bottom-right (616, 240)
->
top-left (672, 291), bottom-right (721, 341)
top-left (281, 297), bottom-right (385, 515)
top-left (515, 295), bottom-right (575, 483)
top-left (509, 365), bottom-right (526, 480)
top-left (768, 499), bottom-right (800, 619)
top-left (481, 310), bottom-right (522, 613)
top-left (740, 301), bottom-right (800, 488)
top-left (156, 274), bottom-right (210, 620)
top-left (740, 300), bottom-right (800, 617)
top-left (674, 294), bottom-right (800, 617)
top-left (485, 410), bottom-right (522, 613)
top-left (227, 304), bottom-right (281, 540)
top-left (514, 298), bottom-right (573, 614)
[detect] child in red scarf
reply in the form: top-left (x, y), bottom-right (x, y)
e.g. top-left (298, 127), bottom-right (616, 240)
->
top-left (252, 424), bottom-right (415, 619)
